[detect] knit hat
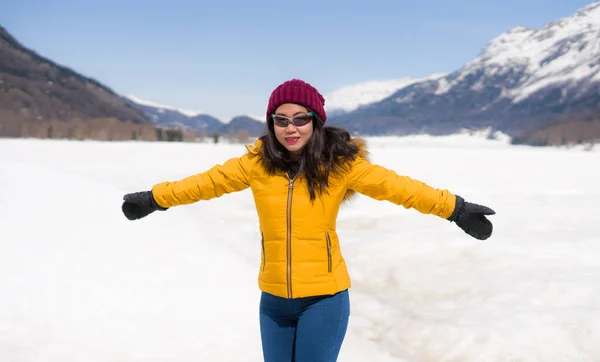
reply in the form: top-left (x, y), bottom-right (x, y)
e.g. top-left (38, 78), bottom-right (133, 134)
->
top-left (266, 79), bottom-right (327, 124)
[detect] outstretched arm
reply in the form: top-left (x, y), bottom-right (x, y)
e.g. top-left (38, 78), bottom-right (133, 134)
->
top-left (152, 153), bottom-right (255, 208)
top-left (121, 152), bottom-right (257, 220)
top-left (345, 157), bottom-right (495, 240)
top-left (346, 157), bottom-right (456, 219)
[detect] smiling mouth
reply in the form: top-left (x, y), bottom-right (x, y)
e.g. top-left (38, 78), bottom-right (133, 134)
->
top-left (285, 137), bottom-right (300, 143)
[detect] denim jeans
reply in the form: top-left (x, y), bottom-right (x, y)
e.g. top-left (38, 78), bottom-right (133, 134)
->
top-left (259, 289), bottom-right (350, 362)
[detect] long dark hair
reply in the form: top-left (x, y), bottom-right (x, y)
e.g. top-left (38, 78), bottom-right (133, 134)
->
top-left (258, 111), bottom-right (361, 201)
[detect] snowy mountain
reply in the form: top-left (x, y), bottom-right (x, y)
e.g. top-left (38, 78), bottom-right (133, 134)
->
top-left (330, 1), bottom-right (600, 142)
top-left (125, 96), bottom-right (265, 136)
top-left (124, 95), bottom-right (223, 133)
top-left (324, 74), bottom-right (445, 113)
top-left (125, 95), bottom-right (205, 118)
top-left (442, 0), bottom-right (600, 103)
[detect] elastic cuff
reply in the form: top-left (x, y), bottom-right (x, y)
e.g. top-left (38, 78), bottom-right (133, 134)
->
top-left (447, 195), bottom-right (464, 222)
top-left (150, 191), bottom-right (168, 210)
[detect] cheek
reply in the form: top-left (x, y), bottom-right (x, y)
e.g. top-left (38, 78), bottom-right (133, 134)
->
top-left (301, 125), bottom-right (314, 139)
top-left (273, 127), bottom-right (284, 140)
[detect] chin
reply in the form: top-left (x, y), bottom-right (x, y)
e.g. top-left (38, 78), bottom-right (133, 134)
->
top-left (288, 143), bottom-right (305, 152)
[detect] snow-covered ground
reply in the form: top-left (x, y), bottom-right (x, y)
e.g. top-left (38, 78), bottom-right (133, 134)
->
top-left (1, 134), bottom-right (599, 362)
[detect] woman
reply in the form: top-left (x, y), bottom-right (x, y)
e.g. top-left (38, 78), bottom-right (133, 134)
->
top-left (121, 79), bottom-right (495, 361)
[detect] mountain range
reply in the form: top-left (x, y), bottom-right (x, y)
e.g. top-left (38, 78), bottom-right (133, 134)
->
top-left (125, 1), bottom-right (600, 145)
top-left (326, 0), bottom-right (600, 143)
top-left (123, 95), bottom-right (266, 137)
top-left (1, 1), bottom-right (599, 144)
top-left (0, 25), bottom-right (155, 139)
top-left (324, 74), bottom-right (446, 114)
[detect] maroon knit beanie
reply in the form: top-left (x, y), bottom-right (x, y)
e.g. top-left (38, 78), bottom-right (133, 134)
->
top-left (266, 79), bottom-right (327, 124)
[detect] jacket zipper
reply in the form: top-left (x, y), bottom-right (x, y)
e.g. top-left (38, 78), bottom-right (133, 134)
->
top-left (286, 177), bottom-right (295, 298)
top-left (325, 232), bottom-right (332, 273)
top-left (260, 233), bottom-right (266, 271)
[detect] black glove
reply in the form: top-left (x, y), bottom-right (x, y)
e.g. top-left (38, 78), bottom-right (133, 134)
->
top-left (448, 195), bottom-right (495, 240)
top-left (122, 191), bottom-right (167, 220)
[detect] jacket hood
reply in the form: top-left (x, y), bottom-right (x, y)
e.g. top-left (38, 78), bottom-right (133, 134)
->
top-left (245, 137), bottom-right (369, 204)
top-left (245, 137), bottom-right (369, 157)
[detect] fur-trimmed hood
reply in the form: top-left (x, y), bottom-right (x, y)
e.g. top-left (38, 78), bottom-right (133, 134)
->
top-left (244, 137), bottom-right (370, 204)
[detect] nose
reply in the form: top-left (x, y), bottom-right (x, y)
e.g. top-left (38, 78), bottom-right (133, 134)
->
top-left (285, 122), bottom-right (298, 132)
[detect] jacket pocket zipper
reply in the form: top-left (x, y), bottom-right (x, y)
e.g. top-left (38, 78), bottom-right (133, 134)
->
top-left (261, 233), bottom-right (266, 271)
top-left (325, 232), bottom-right (332, 273)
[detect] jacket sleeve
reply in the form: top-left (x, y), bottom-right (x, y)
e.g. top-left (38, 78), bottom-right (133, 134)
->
top-left (345, 156), bottom-right (456, 219)
top-left (151, 152), bottom-right (257, 208)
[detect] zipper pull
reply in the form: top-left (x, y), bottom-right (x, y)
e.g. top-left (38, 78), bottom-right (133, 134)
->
top-left (289, 180), bottom-right (294, 188)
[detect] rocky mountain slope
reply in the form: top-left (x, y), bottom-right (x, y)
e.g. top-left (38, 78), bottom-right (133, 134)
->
top-left (0, 25), bottom-right (153, 139)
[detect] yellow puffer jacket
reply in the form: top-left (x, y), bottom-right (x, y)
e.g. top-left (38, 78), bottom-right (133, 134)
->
top-left (151, 139), bottom-right (456, 299)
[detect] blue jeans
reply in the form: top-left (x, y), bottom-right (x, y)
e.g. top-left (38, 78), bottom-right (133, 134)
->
top-left (259, 289), bottom-right (350, 362)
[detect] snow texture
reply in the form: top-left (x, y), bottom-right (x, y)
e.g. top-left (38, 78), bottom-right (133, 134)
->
top-left (1, 135), bottom-right (599, 361)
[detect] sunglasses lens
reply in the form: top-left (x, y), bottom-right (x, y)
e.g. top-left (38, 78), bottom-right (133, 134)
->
top-left (293, 116), bottom-right (312, 126)
top-left (273, 116), bottom-right (289, 127)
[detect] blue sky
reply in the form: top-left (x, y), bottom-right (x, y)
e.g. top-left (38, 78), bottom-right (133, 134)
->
top-left (1, 0), bottom-right (595, 121)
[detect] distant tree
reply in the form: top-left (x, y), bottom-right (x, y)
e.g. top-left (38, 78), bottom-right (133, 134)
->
top-left (132, 130), bottom-right (137, 140)
top-left (156, 127), bottom-right (163, 141)
top-left (213, 131), bottom-right (220, 144)
top-left (165, 128), bottom-right (183, 142)
top-left (47, 125), bottom-right (53, 139)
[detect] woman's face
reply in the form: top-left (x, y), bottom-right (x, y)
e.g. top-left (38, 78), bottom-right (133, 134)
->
top-left (272, 103), bottom-right (314, 159)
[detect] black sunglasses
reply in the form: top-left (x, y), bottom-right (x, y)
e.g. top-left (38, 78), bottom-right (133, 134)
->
top-left (271, 112), bottom-right (313, 127)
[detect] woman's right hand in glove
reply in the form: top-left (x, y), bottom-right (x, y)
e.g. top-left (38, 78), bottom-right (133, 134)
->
top-left (122, 191), bottom-right (167, 220)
